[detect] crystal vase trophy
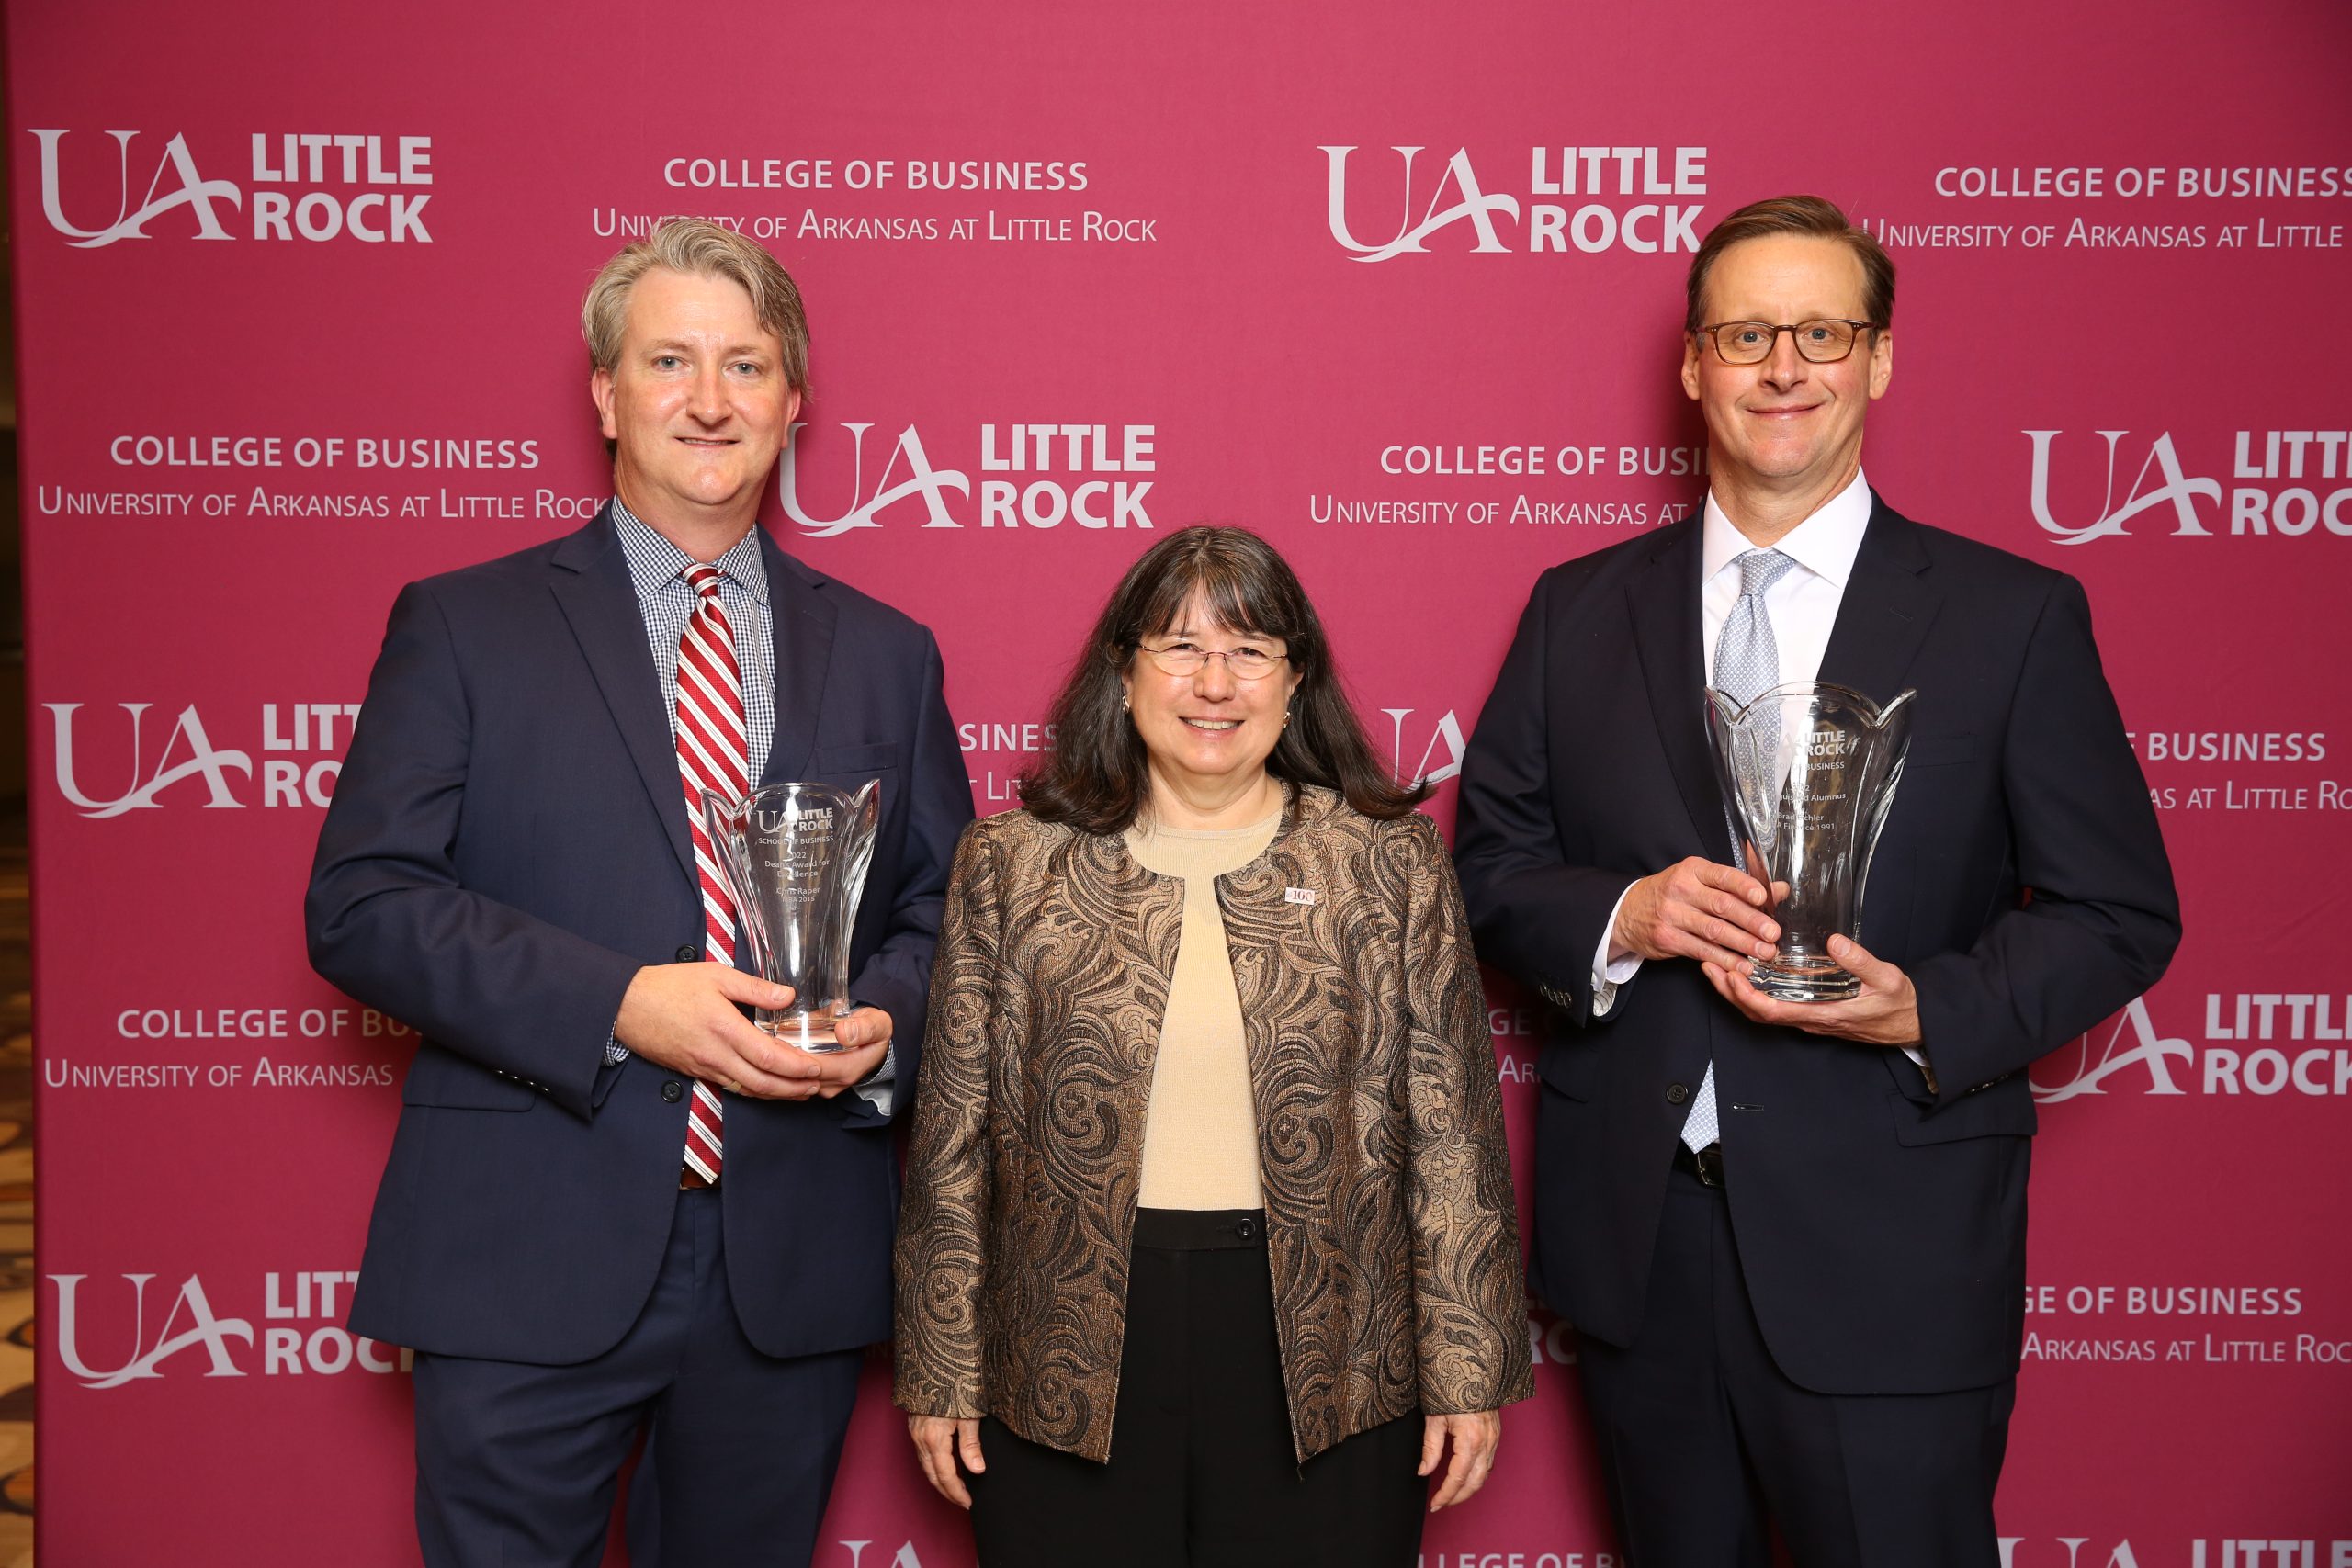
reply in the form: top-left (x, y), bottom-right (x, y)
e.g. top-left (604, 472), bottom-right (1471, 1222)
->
top-left (701, 781), bottom-right (881, 1050)
top-left (1704, 682), bottom-right (1915, 1002)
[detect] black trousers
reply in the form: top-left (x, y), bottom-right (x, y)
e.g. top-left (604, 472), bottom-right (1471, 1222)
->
top-left (967, 1207), bottom-right (1426, 1568)
top-left (1575, 1161), bottom-right (2015, 1568)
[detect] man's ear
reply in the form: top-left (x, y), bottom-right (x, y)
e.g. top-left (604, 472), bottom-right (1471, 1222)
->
top-left (591, 367), bottom-right (618, 440)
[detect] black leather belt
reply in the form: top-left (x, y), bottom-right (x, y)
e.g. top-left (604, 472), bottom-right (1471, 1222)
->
top-left (1674, 1141), bottom-right (1725, 1189)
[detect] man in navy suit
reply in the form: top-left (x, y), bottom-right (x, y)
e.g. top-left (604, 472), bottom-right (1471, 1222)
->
top-left (1453, 197), bottom-right (2178, 1564)
top-left (308, 219), bottom-right (970, 1567)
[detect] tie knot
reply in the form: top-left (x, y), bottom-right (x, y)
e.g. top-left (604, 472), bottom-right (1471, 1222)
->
top-left (1736, 548), bottom-right (1796, 598)
top-left (684, 564), bottom-right (724, 598)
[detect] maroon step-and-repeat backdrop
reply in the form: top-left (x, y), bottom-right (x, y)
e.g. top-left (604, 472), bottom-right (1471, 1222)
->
top-left (12, 2), bottom-right (2350, 1562)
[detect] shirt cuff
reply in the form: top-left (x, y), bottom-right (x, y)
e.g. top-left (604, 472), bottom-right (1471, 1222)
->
top-left (851, 1035), bottom-right (897, 1117)
top-left (1590, 883), bottom-right (1645, 1018)
top-left (609, 1019), bottom-right (893, 1104)
top-left (1903, 1044), bottom-right (1937, 1095)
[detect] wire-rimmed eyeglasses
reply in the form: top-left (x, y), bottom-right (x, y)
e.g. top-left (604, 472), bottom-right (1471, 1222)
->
top-left (1135, 640), bottom-right (1289, 680)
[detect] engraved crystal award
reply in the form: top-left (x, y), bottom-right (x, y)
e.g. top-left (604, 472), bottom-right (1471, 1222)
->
top-left (701, 781), bottom-right (881, 1050)
top-left (1704, 682), bottom-right (1915, 1002)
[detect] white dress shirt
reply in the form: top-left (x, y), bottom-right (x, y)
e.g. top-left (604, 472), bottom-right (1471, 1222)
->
top-left (605, 501), bottom-right (896, 1113)
top-left (1589, 467), bottom-right (1873, 1006)
top-left (1588, 468), bottom-right (1930, 1082)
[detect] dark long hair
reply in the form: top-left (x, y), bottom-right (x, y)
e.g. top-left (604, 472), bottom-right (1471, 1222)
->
top-left (1019, 526), bottom-right (1428, 834)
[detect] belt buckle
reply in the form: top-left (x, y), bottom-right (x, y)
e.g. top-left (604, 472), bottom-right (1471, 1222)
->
top-left (1692, 1143), bottom-right (1724, 1189)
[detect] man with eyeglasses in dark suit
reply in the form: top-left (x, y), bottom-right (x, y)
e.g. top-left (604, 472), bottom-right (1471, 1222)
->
top-left (1455, 194), bottom-right (2179, 1565)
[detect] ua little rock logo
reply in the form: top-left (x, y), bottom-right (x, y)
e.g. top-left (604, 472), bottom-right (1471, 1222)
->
top-left (1383, 706), bottom-right (1467, 787)
top-left (47, 701), bottom-right (360, 815)
top-left (2024, 430), bottom-right (2221, 544)
top-left (28, 127), bottom-right (435, 248)
top-left (1997, 1544), bottom-right (2141, 1568)
top-left (1320, 147), bottom-right (1519, 260)
top-left (49, 702), bottom-right (251, 816)
top-left (1319, 143), bottom-right (1709, 262)
top-left (777, 421), bottom-right (1158, 537)
top-left (50, 1272), bottom-right (253, 1387)
top-left (777, 423), bottom-right (970, 536)
top-left (49, 1269), bottom-right (411, 1387)
top-left (2030, 998), bottom-right (2194, 1101)
top-left (2025, 427), bottom-right (2352, 543)
top-left (2032, 994), bottom-right (2352, 1101)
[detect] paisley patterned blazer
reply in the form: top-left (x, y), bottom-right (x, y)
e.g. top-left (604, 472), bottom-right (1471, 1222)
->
top-left (894, 784), bottom-right (1533, 1463)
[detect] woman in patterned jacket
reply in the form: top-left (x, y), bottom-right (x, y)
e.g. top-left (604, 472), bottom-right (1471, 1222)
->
top-left (894, 525), bottom-right (1532, 1567)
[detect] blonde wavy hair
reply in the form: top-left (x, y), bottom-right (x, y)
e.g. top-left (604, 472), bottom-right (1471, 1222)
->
top-left (581, 219), bottom-right (809, 394)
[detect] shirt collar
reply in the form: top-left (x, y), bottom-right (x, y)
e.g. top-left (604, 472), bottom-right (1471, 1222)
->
top-left (610, 498), bottom-right (770, 607)
top-left (1701, 467), bottom-right (1873, 591)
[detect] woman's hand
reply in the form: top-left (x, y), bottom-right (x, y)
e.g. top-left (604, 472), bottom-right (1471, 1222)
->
top-left (907, 1415), bottom-right (986, 1508)
top-left (1419, 1409), bottom-right (1502, 1510)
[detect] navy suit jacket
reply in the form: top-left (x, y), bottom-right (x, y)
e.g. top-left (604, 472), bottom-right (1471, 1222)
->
top-left (308, 507), bottom-right (971, 1365)
top-left (1454, 497), bottom-right (2180, 1395)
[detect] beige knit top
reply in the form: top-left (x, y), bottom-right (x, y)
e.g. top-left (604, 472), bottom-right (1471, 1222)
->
top-left (1123, 807), bottom-right (1282, 1209)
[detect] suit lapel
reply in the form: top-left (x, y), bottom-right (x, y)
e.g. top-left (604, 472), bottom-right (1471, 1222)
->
top-left (758, 529), bottom-right (838, 785)
top-left (548, 509), bottom-right (695, 885)
top-left (1815, 495), bottom-right (1939, 711)
top-left (1624, 520), bottom-right (1727, 855)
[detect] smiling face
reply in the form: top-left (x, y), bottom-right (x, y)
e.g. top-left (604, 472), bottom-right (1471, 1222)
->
top-left (1120, 593), bottom-right (1304, 815)
top-left (1681, 233), bottom-right (1892, 520)
top-left (590, 265), bottom-right (799, 547)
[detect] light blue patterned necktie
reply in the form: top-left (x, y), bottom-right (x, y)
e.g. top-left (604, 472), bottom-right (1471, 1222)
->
top-left (1685, 547), bottom-right (1797, 1153)
top-left (1713, 548), bottom-right (1799, 708)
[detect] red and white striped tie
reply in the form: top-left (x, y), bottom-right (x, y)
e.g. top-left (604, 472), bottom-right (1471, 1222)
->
top-left (675, 563), bottom-right (750, 1184)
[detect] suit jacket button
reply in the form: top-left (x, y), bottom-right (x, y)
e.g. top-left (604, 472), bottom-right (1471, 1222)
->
top-left (1665, 1082), bottom-right (1690, 1105)
top-left (662, 1080), bottom-right (684, 1103)
top-left (676, 945), bottom-right (699, 962)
